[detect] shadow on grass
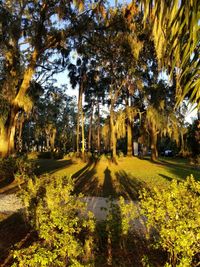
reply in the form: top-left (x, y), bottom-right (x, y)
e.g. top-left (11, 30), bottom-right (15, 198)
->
top-left (164, 165), bottom-right (200, 181)
top-left (73, 164), bottom-right (150, 199)
top-left (73, 163), bottom-right (118, 197)
top-left (158, 173), bottom-right (173, 181)
top-left (34, 159), bottom-right (73, 176)
top-left (138, 157), bottom-right (200, 181)
top-left (73, 160), bottom-right (102, 196)
top-left (115, 170), bottom-right (148, 200)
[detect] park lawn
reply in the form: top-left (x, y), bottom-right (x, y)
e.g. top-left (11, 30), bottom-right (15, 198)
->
top-left (1, 156), bottom-right (198, 196)
top-left (35, 156), bottom-right (200, 200)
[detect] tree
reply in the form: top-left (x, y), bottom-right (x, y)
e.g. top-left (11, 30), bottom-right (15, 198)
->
top-left (68, 56), bottom-right (89, 158)
top-left (135, 0), bottom-right (200, 106)
top-left (187, 119), bottom-right (200, 159)
top-left (0, 0), bottom-right (100, 157)
top-left (22, 83), bottom-right (77, 153)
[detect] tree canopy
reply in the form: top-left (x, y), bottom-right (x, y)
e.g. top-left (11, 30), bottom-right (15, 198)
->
top-left (0, 0), bottom-right (199, 160)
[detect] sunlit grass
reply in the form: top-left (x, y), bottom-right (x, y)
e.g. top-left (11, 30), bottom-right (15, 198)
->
top-left (36, 156), bottom-right (199, 200)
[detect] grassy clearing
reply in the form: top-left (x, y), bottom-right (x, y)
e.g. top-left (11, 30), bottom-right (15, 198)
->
top-left (34, 156), bottom-right (199, 200)
top-left (1, 156), bottom-right (199, 197)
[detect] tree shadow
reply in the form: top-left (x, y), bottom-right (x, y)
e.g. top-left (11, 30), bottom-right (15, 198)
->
top-left (137, 157), bottom-right (200, 181)
top-left (35, 159), bottom-right (73, 175)
top-left (115, 170), bottom-right (148, 200)
top-left (140, 157), bottom-right (166, 166)
top-left (158, 173), bottom-right (173, 181)
top-left (73, 160), bottom-right (102, 196)
top-left (73, 163), bottom-right (119, 198)
top-left (163, 164), bottom-right (200, 180)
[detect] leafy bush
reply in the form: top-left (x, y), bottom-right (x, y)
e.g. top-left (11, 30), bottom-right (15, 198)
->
top-left (0, 156), bottom-right (34, 186)
top-left (97, 197), bottom-right (137, 266)
top-left (27, 152), bottom-right (39, 160)
top-left (12, 175), bottom-right (95, 267)
top-left (14, 156), bottom-right (35, 187)
top-left (117, 150), bottom-right (124, 158)
top-left (0, 157), bottom-right (16, 180)
top-left (15, 156), bottom-right (34, 176)
top-left (140, 175), bottom-right (200, 267)
top-left (37, 151), bottom-right (52, 159)
top-left (37, 151), bottom-right (64, 160)
top-left (52, 151), bottom-right (64, 159)
top-left (105, 197), bottom-right (137, 242)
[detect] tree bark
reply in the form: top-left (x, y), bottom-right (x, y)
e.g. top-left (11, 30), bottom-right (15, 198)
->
top-left (0, 48), bottom-right (39, 158)
top-left (0, 107), bottom-right (18, 157)
top-left (17, 113), bottom-right (25, 152)
top-left (77, 80), bottom-right (85, 159)
top-left (109, 84), bottom-right (122, 162)
top-left (126, 95), bottom-right (133, 156)
top-left (97, 101), bottom-right (101, 153)
top-left (150, 128), bottom-right (158, 161)
top-left (127, 119), bottom-right (132, 156)
top-left (110, 108), bottom-right (117, 162)
top-left (81, 111), bottom-right (85, 161)
top-left (50, 128), bottom-right (57, 151)
top-left (88, 103), bottom-right (94, 152)
top-left (76, 85), bottom-right (83, 154)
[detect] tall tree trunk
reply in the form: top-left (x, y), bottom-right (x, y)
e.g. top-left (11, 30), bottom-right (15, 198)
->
top-left (76, 84), bottom-right (83, 155)
top-left (126, 95), bottom-right (133, 156)
top-left (108, 84), bottom-right (122, 162)
top-left (46, 134), bottom-right (50, 151)
top-left (97, 101), bottom-right (101, 153)
top-left (0, 107), bottom-right (18, 157)
top-left (127, 119), bottom-right (132, 156)
top-left (17, 114), bottom-right (24, 152)
top-left (150, 128), bottom-right (158, 161)
top-left (88, 103), bottom-right (94, 152)
top-left (110, 108), bottom-right (117, 162)
top-left (50, 128), bottom-right (56, 151)
top-left (0, 49), bottom-right (39, 158)
top-left (81, 111), bottom-right (85, 161)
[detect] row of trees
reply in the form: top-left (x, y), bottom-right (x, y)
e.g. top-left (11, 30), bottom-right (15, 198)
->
top-left (0, 0), bottom-right (199, 161)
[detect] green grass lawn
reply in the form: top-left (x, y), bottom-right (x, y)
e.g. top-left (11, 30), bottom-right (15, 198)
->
top-left (1, 155), bottom-right (199, 197)
top-left (34, 156), bottom-right (200, 200)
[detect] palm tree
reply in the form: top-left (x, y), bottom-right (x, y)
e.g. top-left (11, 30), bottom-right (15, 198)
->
top-left (128, 0), bottom-right (200, 106)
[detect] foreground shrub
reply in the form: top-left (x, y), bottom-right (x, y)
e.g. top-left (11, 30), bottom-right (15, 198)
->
top-left (0, 156), bottom-right (34, 186)
top-left (37, 151), bottom-right (64, 160)
top-left (105, 197), bottom-right (137, 244)
top-left (97, 197), bottom-right (137, 266)
top-left (12, 175), bottom-right (95, 267)
top-left (0, 157), bottom-right (16, 180)
top-left (27, 152), bottom-right (39, 160)
top-left (140, 175), bottom-right (200, 267)
top-left (37, 151), bottom-right (52, 159)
